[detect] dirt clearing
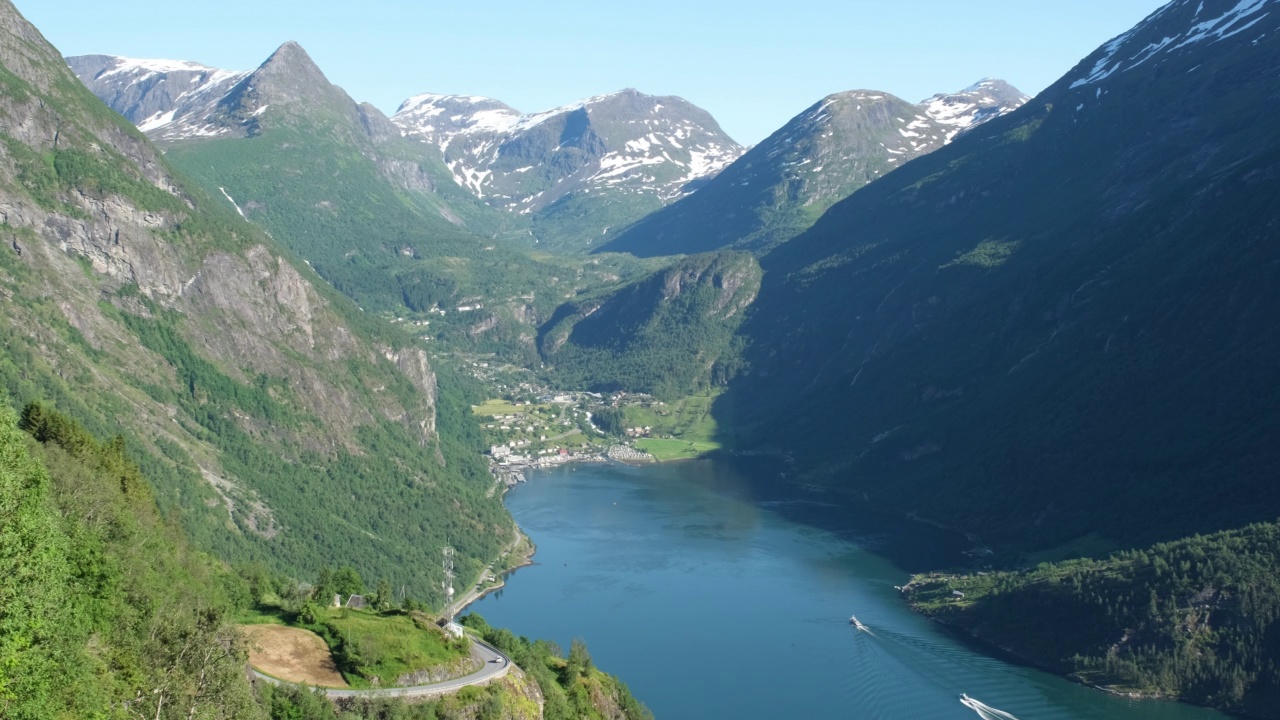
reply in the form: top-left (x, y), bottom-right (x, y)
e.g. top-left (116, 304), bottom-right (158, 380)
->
top-left (241, 624), bottom-right (349, 688)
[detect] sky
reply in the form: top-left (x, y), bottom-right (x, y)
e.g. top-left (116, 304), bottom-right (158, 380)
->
top-left (13, 0), bottom-right (1168, 145)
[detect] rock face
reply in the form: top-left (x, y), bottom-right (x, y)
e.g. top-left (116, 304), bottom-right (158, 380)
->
top-left (724, 0), bottom-right (1280, 551)
top-left (2, 0), bottom-right (507, 601)
top-left (392, 88), bottom-right (745, 248)
top-left (600, 80), bottom-right (1026, 257)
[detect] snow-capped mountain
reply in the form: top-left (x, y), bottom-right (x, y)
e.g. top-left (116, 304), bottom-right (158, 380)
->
top-left (67, 54), bottom-right (249, 141)
top-left (69, 43), bottom-right (388, 145)
top-left (602, 80), bottom-right (1026, 257)
top-left (390, 88), bottom-right (745, 246)
top-left (920, 78), bottom-right (1030, 140)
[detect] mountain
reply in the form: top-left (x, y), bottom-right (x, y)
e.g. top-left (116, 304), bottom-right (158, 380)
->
top-left (717, 0), bottom-right (1280, 555)
top-left (67, 47), bottom-right (664, 363)
top-left (68, 44), bottom-right (392, 145)
top-left (537, 251), bottom-right (760, 399)
top-left (392, 88), bottom-right (745, 249)
top-left (600, 80), bottom-right (1026, 257)
top-left (2, 6), bottom-right (510, 604)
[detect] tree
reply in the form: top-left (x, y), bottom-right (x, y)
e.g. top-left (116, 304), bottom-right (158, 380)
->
top-left (375, 579), bottom-right (394, 612)
top-left (567, 638), bottom-right (593, 678)
top-left (332, 566), bottom-right (365, 598)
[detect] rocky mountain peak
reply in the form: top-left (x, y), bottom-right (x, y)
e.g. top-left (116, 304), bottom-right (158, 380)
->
top-left (253, 40), bottom-right (328, 89)
top-left (920, 78), bottom-right (1029, 140)
top-left (390, 86), bottom-right (745, 247)
top-left (69, 41), bottom-right (368, 144)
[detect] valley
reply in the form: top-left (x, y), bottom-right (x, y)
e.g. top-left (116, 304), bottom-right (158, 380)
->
top-left (4, 0), bottom-right (1280, 717)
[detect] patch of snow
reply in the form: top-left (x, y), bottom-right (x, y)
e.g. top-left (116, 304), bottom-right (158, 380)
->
top-left (138, 109), bottom-right (176, 132)
top-left (100, 56), bottom-right (220, 79)
top-left (1071, 0), bottom-right (1272, 88)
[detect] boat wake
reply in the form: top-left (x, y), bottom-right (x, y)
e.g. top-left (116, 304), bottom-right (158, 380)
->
top-left (960, 694), bottom-right (1020, 720)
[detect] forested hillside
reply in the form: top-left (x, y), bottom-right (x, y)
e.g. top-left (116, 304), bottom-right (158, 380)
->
top-left (538, 251), bottom-right (760, 399)
top-left (719, 0), bottom-right (1280, 554)
top-left (0, 397), bottom-right (263, 719)
top-left (911, 521), bottom-right (1280, 717)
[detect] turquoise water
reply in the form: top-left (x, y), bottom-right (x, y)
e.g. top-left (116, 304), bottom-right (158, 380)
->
top-left (469, 460), bottom-right (1226, 720)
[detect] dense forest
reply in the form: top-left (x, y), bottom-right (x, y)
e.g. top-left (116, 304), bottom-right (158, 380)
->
top-left (910, 522), bottom-right (1280, 717)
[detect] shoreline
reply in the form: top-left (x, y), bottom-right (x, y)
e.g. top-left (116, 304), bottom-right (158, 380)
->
top-left (452, 525), bottom-right (537, 618)
top-left (906, 610), bottom-right (1243, 715)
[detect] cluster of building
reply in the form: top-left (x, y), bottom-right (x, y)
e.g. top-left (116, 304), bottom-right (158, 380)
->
top-left (607, 445), bottom-right (655, 462)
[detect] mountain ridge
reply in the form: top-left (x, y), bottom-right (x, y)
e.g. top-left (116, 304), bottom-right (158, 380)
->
top-left (600, 79), bottom-right (1027, 257)
top-left (391, 86), bottom-right (745, 249)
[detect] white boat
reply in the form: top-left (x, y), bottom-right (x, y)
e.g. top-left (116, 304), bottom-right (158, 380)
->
top-left (849, 615), bottom-right (868, 630)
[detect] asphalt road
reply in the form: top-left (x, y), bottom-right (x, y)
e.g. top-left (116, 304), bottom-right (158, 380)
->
top-left (251, 637), bottom-right (511, 699)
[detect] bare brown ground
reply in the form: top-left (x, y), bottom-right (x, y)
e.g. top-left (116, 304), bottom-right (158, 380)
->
top-left (241, 624), bottom-right (349, 688)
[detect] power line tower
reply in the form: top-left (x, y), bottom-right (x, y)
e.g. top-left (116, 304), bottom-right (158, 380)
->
top-left (442, 546), bottom-right (456, 621)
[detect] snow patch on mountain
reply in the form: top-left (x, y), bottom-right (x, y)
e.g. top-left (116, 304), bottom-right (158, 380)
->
top-left (1070, 0), bottom-right (1274, 88)
top-left (391, 88), bottom-right (744, 214)
top-left (920, 79), bottom-right (1030, 140)
top-left (68, 55), bottom-right (251, 140)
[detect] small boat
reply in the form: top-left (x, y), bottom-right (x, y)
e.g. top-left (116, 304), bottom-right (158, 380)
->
top-left (849, 615), bottom-right (868, 631)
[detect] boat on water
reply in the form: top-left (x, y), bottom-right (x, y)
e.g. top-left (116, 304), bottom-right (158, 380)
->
top-left (849, 615), bottom-right (868, 631)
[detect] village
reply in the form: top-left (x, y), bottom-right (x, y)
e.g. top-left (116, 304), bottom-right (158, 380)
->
top-left (448, 354), bottom-right (727, 485)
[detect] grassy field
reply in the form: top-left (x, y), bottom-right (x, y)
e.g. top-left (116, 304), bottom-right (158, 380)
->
top-left (634, 437), bottom-right (720, 461)
top-left (623, 392), bottom-right (724, 459)
top-left (471, 399), bottom-right (541, 416)
top-left (316, 608), bottom-right (469, 687)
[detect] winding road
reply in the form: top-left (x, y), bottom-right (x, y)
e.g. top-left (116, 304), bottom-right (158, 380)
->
top-left (251, 637), bottom-right (511, 699)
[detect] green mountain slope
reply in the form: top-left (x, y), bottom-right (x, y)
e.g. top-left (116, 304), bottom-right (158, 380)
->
top-left (720, 0), bottom-right (1280, 554)
top-left (70, 46), bottom-right (666, 363)
top-left (0, 1), bottom-right (507, 603)
top-left (538, 251), bottom-right (760, 399)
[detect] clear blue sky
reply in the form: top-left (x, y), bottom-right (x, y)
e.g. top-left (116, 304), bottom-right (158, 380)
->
top-left (14, 0), bottom-right (1167, 145)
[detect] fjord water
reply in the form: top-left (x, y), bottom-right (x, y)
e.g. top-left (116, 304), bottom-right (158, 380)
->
top-left (470, 461), bottom-right (1226, 720)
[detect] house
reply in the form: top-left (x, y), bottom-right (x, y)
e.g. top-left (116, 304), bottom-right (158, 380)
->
top-left (345, 594), bottom-right (367, 609)
top-left (952, 590), bottom-right (966, 599)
